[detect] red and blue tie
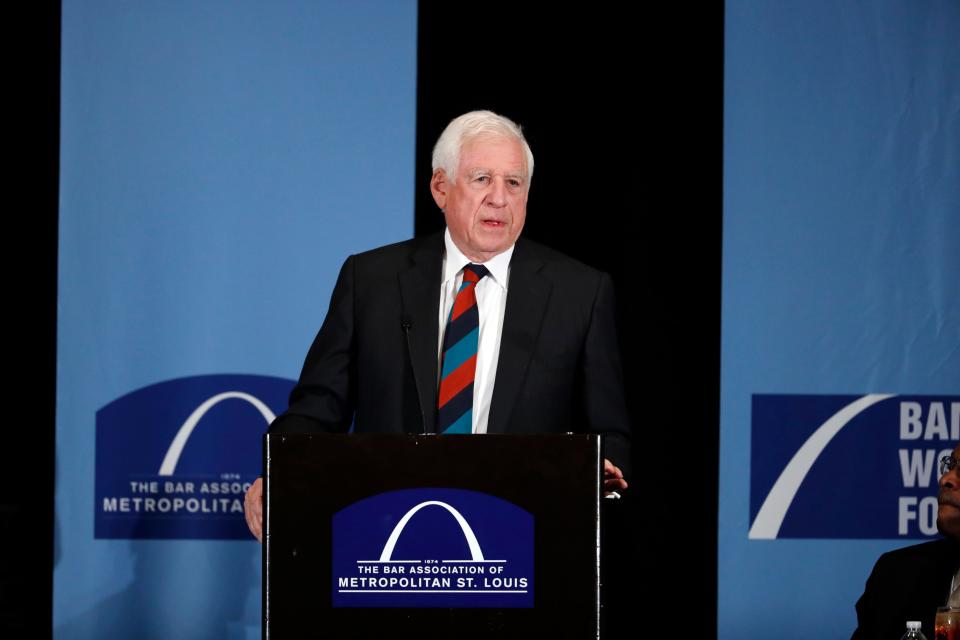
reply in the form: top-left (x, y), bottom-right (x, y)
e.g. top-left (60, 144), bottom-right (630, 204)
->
top-left (437, 263), bottom-right (489, 434)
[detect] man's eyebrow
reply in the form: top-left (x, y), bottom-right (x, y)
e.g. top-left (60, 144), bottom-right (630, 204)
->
top-left (464, 167), bottom-right (527, 178)
top-left (462, 167), bottom-right (527, 181)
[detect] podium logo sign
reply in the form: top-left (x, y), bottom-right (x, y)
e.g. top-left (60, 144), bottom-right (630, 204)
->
top-left (332, 488), bottom-right (534, 608)
top-left (749, 394), bottom-right (958, 540)
top-left (95, 374), bottom-right (294, 539)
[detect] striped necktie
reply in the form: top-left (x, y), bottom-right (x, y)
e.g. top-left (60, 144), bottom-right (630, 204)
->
top-left (437, 263), bottom-right (489, 434)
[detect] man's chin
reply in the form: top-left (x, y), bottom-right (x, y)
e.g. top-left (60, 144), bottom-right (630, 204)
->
top-left (937, 510), bottom-right (960, 540)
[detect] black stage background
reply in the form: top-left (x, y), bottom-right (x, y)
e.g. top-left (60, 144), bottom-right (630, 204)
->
top-left (416, 3), bottom-right (723, 634)
top-left (4, 2), bottom-right (721, 636)
top-left (4, 2), bottom-right (60, 637)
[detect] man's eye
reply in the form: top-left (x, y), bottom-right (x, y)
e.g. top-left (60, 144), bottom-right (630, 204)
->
top-left (508, 179), bottom-right (521, 188)
top-left (474, 175), bottom-right (490, 183)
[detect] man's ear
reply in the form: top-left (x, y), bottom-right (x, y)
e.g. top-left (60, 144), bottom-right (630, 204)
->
top-left (430, 169), bottom-right (448, 209)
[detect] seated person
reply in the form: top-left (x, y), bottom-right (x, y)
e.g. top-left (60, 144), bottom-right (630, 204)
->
top-left (851, 441), bottom-right (960, 639)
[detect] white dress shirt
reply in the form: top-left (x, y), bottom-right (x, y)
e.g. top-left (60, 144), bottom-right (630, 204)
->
top-left (438, 228), bottom-right (513, 434)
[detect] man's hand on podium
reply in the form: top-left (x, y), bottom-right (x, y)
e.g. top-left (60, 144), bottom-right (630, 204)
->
top-left (244, 477), bottom-right (264, 542)
top-left (604, 459), bottom-right (628, 497)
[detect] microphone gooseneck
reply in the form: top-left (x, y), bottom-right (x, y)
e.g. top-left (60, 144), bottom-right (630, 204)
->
top-left (401, 316), bottom-right (429, 435)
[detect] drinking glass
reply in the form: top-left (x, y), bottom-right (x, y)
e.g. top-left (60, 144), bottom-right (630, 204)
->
top-left (935, 606), bottom-right (960, 640)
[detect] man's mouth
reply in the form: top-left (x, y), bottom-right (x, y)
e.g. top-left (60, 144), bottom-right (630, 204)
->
top-left (481, 219), bottom-right (505, 227)
top-left (939, 492), bottom-right (960, 509)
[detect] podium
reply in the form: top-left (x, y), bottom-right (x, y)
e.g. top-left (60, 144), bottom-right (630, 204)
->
top-left (263, 433), bottom-right (605, 639)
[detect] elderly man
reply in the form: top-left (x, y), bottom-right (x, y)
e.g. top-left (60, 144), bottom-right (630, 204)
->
top-left (852, 442), bottom-right (960, 639)
top-left (245, 111), bottom-right (632, 540)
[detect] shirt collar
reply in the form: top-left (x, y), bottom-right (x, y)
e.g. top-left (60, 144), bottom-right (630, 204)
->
top-left (443, 228), bottom-right (513, 289)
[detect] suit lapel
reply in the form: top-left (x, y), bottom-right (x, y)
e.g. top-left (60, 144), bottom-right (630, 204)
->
top-left (398, 234), bottom-right (443, 434)
top-left (488, 240), bottom-right (551, 434)
top-left (931, 539), bottom-right (960, 604)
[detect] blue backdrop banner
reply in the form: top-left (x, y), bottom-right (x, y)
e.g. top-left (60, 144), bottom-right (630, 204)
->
top-left (721, 1), bottom-right (959, 638)
top-left (55, 2), bottom-right (417, 637)
top-left (749, 394), bottom-right (957, 540)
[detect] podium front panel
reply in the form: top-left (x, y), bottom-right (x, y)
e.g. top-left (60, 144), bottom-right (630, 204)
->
top-left (264, 433), bottom-right (602, 639)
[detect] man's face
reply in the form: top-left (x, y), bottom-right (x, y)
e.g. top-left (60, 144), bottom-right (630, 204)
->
top-left (937, 443), bottom-right (960, 540)
top-left (430, 136), bottom-right (528, 263)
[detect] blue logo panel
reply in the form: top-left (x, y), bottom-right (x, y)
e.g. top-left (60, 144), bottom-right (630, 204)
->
top-left (750, 394), bottom-right (958, 539)
top-left (95, 374), bottom-right (294, 539)
top-left (332, 488), bottom-right (534, 608)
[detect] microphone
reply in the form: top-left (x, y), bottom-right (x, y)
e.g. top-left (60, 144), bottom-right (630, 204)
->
top-left (401, 315), bottom-right (429, 435)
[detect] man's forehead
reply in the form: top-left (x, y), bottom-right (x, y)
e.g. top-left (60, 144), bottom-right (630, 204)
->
top-left (460, 141), bottom-right (526, 172)
top-left (462, 136), bottom-right (523, 155)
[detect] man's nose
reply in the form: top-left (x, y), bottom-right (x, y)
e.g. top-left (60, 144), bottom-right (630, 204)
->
top-left (485, 178), bottom-right (507, 206)
top-left (942, 462), bottom-right (959, 489)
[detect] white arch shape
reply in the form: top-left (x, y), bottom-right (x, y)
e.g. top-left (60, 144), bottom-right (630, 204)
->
top-left (748, 393), bottom-right (895, 540)
top-left (379, 501), bottom-right (486, 562)
top-left (157, 391), bottom-right (276, 476)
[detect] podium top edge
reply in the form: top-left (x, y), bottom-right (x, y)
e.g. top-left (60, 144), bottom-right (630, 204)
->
top-left (265, 432), bottom-right (601, 442)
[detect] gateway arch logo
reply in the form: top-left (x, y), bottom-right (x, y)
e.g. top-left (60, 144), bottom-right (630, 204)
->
top-left (749, 393), bottom-right (958, 540)
top-left (332, 488), bottom-right (534, 608)
top-left (95, 374), bottom-right (294, 539)
top-left (377, 501), bottom-right (491, 563)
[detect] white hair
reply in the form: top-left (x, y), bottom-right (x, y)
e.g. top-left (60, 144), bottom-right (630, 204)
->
top-left (431, 110), bottom-right (534, 188)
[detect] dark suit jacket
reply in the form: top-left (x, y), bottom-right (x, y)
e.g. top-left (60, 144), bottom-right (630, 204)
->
top-left (270, 232), bottom-right (632, 473)
top-left (851, 537), bottom-right (959, 640)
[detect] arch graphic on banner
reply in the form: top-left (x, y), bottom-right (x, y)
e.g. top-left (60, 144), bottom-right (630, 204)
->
top-left (378, 501), bottom-right (499, 563)
top-left (158, 391), bottom-right (276, 476)
top-left (748, 393), bottom-right (896, 539)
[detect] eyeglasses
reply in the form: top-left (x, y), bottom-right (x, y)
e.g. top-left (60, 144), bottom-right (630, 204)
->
top-left (942, 456), bottom-right (959, 477)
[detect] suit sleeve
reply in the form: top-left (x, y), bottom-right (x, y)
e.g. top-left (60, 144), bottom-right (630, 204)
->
top-left (851, 551), bottom-right (907, 640)
top-left (851, 542), bottom-right (954, 640)
top-left (581, 272), bottom-right (633, 478)
top-left (269, 255), bottom-right (358, 434)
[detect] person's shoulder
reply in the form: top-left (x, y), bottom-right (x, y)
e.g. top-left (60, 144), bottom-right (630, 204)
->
top-left (514, 237), bottom-right (607, 285)
top-left (348, 233), bottom-right (443, 268)
top-left (874, 537), bottom-right (958, 570)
